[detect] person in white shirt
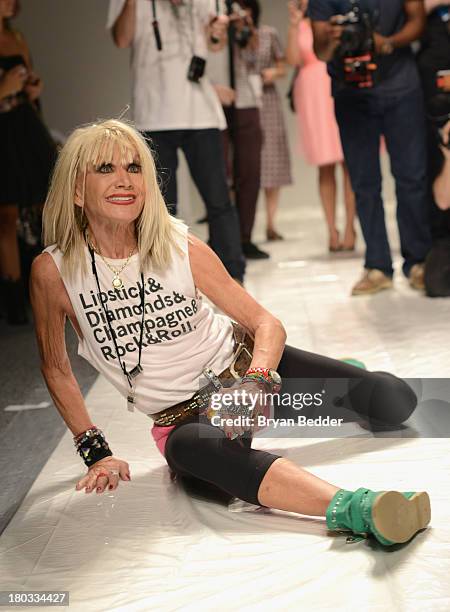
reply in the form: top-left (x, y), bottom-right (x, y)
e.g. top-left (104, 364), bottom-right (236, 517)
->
top-left (107, 0), bottom-right (245, 281)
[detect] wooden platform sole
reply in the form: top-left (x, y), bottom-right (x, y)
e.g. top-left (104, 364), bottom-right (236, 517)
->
top-left (372, 491), bottom-right (431, 544)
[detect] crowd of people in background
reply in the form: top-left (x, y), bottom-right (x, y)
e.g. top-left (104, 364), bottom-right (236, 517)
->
top-left (1, 0), bottom-right (450, 327)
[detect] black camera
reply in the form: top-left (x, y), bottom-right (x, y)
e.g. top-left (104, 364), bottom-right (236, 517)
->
top-left (334, 0), bottom-right (378, 88)
top-left (231, 2), bottom-right (253, 49)
top-left (234, 22), bottom-right (252, 48)
top-left (187, 55), bottom-right (206, 83)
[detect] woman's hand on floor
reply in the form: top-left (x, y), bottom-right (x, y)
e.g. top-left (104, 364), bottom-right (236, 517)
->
top-left (75, 456), bottom-right (131, 494)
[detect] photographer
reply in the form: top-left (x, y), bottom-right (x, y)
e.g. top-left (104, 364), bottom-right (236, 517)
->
top-left (309, 0), bottom-right (432, 296)
top-left (418, 1), bottom-right (450, 295)
top-left (107, 0), bottom-right (245, 283)
top-left (208, 0), bottom-right (269, 259)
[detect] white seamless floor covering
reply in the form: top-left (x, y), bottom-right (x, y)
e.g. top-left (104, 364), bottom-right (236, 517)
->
top-left (1, 193), bottom-right (449, 612)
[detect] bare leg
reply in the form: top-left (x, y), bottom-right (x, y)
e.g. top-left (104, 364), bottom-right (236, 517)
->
top-left (265, 187), bottom-right (282, 238)
top-left (341, 163), bottom-right (357, 250)
top-left (318, 164), bottom-right (339, 250)
top-left (0, 205), bottom-right (21, 280)
top-left (257, 457), bottom-right (340, 516)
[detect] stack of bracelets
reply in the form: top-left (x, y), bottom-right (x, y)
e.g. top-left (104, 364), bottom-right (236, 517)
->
top-left (73, 426), bottom-right (113, 467)
top-left (207, 368), bottom-right (282, 420)
top-left (241, 367), bottom-right (282, 393)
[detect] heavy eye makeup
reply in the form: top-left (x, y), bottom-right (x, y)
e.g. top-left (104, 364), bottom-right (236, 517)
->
top-left (95, 162), bottom-right (142, 174)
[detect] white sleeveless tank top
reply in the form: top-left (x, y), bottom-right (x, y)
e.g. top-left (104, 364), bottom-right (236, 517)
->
top-left (44, 227), bottom-right (235, 415)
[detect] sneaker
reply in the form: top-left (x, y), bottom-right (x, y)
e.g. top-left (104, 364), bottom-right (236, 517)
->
top-left (408, 263), bottom-right (425, 291)
top-left (351, 269), bottom-right (393, 296)
top-left (242, 242), bottom-right (270, 260)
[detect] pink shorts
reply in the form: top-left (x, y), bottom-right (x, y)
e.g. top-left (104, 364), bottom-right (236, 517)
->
top-left (151, 424), bottom-right (176, 457)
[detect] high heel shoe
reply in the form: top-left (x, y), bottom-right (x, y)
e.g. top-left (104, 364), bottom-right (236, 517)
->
top-left (329, 231), bottom-right (342, 252)
top-left (266, 229), bottom-right (284, 241)
top-left (326, 488), bottom-right (431, 546)
top-left (341, 229), bottom-right (357, 251)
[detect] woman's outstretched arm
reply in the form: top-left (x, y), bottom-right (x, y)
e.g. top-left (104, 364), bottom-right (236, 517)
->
top-left (30, 254), bottom-right (130, 494)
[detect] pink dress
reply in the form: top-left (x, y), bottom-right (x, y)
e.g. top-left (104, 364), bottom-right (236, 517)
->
top-left (294, 20), bottom-right (344, 166)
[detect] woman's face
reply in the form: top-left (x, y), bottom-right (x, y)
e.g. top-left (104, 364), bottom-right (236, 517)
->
top-left (0, 0), bottom-right (17, 19)
top-left (78, 145), bottom-right (146, 228)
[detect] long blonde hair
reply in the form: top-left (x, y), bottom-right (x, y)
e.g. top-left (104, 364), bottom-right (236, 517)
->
top-left (43, 119), bottom-right (185, 277)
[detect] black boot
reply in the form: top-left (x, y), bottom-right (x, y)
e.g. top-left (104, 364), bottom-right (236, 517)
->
top-left (2, 278), bottom-right (29, 325)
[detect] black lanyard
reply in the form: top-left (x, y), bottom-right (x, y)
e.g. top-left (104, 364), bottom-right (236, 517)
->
top-left (152, 0), bottom-right (163, 51)
top-left (88, 244), bottom-right (145, 388)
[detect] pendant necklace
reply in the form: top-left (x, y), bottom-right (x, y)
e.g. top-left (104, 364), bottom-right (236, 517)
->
top-left (87, 238), bottom-right (145, 412)
top-left (86, 230), bottom-right (136, 290)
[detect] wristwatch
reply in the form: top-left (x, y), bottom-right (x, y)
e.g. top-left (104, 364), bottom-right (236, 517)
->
top-left (380, 38), bottom-right (395, 55)
top-left (267, 369), bottom-right (282, 392)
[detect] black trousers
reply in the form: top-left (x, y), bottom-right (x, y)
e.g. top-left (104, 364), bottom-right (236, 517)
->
top-left (144, 128), bottom-right (246, 281)
top-left (165, 345), bottom-right (417, 506)
top-left (222, 107), bottom-right (263, 243)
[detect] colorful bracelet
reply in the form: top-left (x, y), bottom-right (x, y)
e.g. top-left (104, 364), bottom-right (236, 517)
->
top-left (242, 373), bottom-right (270, 387)
top-left (244, 367), bottom-right (282, 392)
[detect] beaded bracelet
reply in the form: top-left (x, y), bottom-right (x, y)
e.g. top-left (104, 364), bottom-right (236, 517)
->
top-left (241, 373), bottom-right (271, 388)
top-left (244, 367), bottom-right (282, 392)
top-left (74, 427), bottom-right (113, 467)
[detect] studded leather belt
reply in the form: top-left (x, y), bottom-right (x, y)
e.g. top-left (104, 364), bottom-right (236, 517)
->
top-left (150, 323), bottom-right (254, 427)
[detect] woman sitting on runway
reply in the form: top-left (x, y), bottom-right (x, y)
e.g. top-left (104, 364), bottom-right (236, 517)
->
top-left (30, 119), bottom-right (430, 547)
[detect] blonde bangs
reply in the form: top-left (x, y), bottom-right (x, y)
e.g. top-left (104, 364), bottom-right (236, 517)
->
top-left (42, 119), bottom-right (185, 279)
top-left (80, 127), bottom-right (139, 173)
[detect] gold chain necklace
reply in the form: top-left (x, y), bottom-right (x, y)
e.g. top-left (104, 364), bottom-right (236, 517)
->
top-left (86, 231), bottom-right (136, 290)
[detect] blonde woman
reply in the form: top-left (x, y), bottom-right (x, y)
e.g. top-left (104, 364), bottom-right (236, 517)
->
top-left (30, 119), bottom-right (430, 547)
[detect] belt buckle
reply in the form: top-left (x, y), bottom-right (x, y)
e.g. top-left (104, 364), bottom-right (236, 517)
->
top-left (202, 368), bottom-right (223, 391)
top-left (229, 343), bottom-right (252, 380)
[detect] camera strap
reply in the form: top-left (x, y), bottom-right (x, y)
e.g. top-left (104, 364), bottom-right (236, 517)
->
top-left (151, 0), bottom-right (163, 51)
top-left (151, 1), bottom-right (201, 58)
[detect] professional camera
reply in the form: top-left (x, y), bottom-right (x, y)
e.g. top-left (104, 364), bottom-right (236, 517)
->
top-left (231, 2), bottom-right (253, 48)
top-left (334, 0), bottom-right (378, 88)
top-left (428, 70), bottom-right (450, 149)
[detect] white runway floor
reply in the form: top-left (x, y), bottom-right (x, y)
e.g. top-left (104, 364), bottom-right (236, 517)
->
top-left (1, 180), bottom-right (450, 611)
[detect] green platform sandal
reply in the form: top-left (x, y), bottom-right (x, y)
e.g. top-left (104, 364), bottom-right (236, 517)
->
top-left (340, 358), bottom-right (367, 370)
top-left (326, 488), bottom-right (431, 546)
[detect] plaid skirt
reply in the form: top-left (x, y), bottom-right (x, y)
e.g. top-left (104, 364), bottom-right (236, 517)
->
top-left (260, 85), bottom-right (292, 189)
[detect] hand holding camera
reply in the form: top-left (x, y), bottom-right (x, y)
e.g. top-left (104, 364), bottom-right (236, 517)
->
top-left (330, 3), bottom-right (378, 89)
top-left (229, 3), bottom-right (257, 49)
top-left (1, 64), bottom-right (28, 97)
top-left (24, 71), bottom-right (42, 101)
top-left (209, 14), bottom-right (229, 45)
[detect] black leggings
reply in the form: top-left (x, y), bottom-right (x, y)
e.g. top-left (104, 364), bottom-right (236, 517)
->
top-left (165, 345), bottom-right (417, 506)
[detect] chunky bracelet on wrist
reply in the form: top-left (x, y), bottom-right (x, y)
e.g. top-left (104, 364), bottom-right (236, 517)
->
top-left (242, 374), bottom-right (270, 388)
top-left (73, 425), bottom-right (97, 443)
top-left (74, 427), bottom-right (113, 468)
top-left (244, 367), bottom-right (282, 392)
